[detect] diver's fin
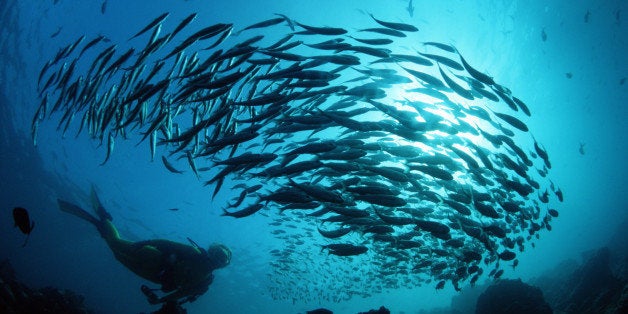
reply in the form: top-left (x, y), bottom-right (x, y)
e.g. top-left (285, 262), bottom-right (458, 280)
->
top-left (90, 184), bottom-right (112, 221)
top-left (58, 199), bottom-right (101, 227)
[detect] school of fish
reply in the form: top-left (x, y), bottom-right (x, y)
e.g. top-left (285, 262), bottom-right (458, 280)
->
top-left (33, 11), bottom-right (563, 301)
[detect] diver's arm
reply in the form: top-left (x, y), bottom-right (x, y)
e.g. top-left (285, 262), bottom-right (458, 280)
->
top-left (156, 274), bottom-right (213, 304)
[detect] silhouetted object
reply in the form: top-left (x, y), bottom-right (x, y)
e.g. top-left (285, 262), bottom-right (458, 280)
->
top-left (406, 0), bottom-right (414, 17)
top-left (475, 279), bottom-right (552, 314)
top-left (12, 207), bottom-right (35, 247)
top-left (358, 306), bottom-right (391, 314)
top-left (307, 308), bottom-right (333, 314)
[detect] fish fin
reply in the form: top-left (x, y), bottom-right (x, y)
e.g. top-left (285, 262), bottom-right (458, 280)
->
top-left (212, 177), bottom-right (224, 200)
top-left (58, 199), bottom-right (101, 227)
top-left (281, 154), bottom-right (298, 167)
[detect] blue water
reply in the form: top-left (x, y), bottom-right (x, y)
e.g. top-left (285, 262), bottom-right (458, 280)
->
top-left (0, 0), bottom-right (626, 313)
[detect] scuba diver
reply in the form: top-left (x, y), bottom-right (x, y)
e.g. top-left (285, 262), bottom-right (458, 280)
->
top-left (57, 187), bottom-right (231, 310)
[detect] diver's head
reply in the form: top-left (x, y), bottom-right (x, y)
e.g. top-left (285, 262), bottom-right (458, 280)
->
top-left (207, 243), bottom-right (231, 269)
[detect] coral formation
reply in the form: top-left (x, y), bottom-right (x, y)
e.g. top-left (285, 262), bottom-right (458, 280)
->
top-left (0, 259), bottom-right (93, 314)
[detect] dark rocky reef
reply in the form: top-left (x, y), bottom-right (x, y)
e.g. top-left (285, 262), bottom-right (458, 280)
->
top-left (475, 278), bottom-right (552, 314)
top-left (0, 259), bottom-right (93, 314)
top-left (533, 247), bottom-right (627, 313)
top-left (533, 217), bottom-right (628, 313)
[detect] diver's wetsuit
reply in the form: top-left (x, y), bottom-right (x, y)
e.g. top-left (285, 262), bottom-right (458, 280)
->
top-left (97, 219), bottom-right (216, 303)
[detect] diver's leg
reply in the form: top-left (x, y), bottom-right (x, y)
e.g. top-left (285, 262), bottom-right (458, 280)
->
top-left (98, 219), bottom-right (141, 265)
top-left (98, 220), bottom-right (165, 285)
top-left (98, 220), bottom-right (178, 295)
top-left (98, 219), bottom-right (121, 241)
top-left (99, 220), bottom-right (159, 275)
top-left (98, 219), bottom-right (143, 258)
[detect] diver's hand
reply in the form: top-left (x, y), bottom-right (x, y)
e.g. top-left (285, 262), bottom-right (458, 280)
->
top-left (141, 284), bottom-right (160, 305)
